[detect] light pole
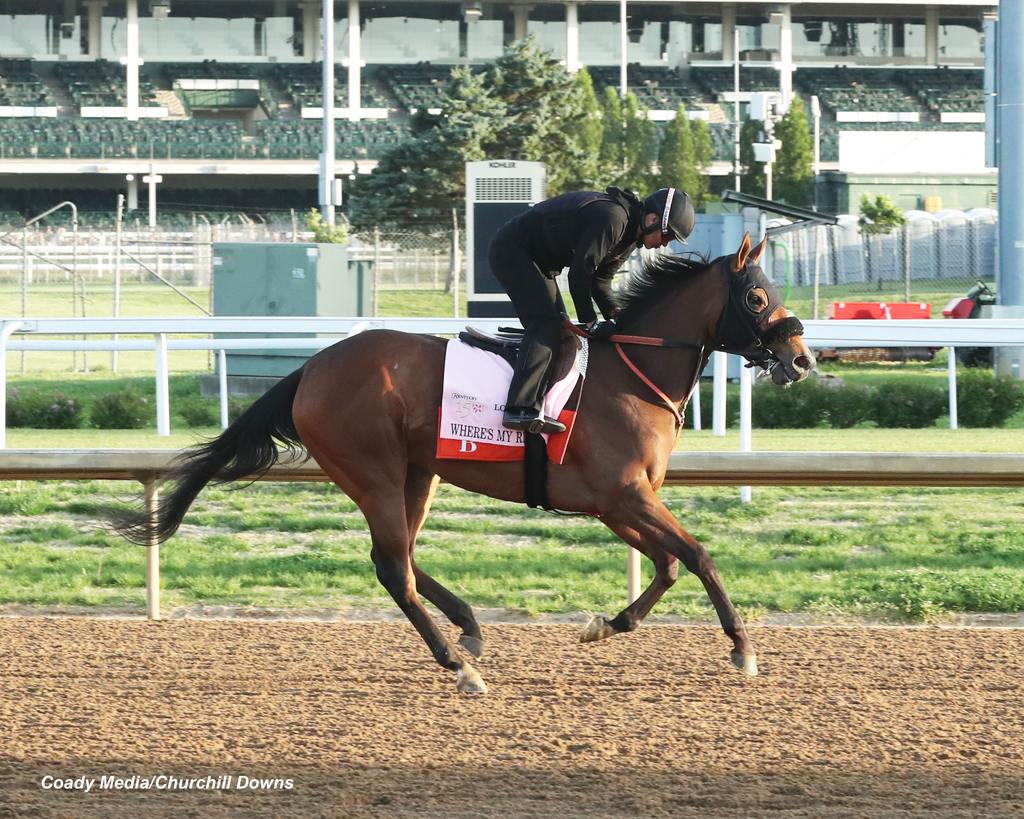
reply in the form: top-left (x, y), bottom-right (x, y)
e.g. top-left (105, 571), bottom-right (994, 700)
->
top-left (619, 0), bottom-right (627, 98)
top-left (320, 0), bottom-right (336, 225)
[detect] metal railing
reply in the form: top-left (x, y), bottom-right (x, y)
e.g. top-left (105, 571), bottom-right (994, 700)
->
top-left (3, 315), bottom-right (1024, 448)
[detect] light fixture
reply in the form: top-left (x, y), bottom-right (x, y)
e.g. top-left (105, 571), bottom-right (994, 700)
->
top-left (152, 0), bottom-right (171, 20)
top-left (462, 1), bottom-right (482, 22)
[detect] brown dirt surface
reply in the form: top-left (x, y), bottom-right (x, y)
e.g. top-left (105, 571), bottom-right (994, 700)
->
top-left (1, 618), bottom-right (1022, 819)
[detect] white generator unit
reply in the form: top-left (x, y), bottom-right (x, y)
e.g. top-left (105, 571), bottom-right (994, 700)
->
top-left (465, 159), bottom-right (546, 317)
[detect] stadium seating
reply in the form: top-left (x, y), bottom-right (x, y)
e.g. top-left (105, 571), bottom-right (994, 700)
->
top-left (376, 63), bottom-right (459, 110)
top-left (794, 68), bottom-right (920, 114)
top-left (0, 59), bottom-right (52, 106)
top-left (274, 64), bottom-right (389, 110)
top-left (903, 68), bottom-right (984, 114)
top-left (692, 66), bottom-right (779, 97)
top-left (587, 65), bottom-right (702, 110)
top-left (54, 61), bottom-right (160, 108)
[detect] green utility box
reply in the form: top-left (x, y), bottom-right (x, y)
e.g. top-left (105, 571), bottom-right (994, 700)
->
top-left (212, 242), bottom-right (371, 377)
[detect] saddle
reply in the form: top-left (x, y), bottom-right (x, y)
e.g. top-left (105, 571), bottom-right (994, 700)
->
top-left (459, 326), bottom-right (582, 382)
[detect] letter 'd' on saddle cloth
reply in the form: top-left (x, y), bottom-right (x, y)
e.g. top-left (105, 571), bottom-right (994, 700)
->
top-left (437, 338), bottom-right (588, 462)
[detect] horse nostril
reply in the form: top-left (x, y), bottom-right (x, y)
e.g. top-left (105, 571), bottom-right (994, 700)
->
top-left (794, 355), bottom-right (813, 372)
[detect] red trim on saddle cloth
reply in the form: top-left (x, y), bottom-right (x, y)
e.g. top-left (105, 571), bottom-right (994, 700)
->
top-left (435, 406), bottom-right (579, 463)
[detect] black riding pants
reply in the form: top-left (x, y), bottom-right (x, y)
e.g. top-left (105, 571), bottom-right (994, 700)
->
top-left (488, 225), bottom-right (566, 412)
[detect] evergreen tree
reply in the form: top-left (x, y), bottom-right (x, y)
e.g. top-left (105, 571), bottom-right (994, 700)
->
top-left (481, 39), bottom-right (586, 192)
top-left (598, 85), bottom-right (625, 184)
top-left (348, 66), bottom-right (505, 232)
top-left (348, 39), bottom-right (593, 232)
top-left (619, 91), bottom-right (659, 193)
top-left (691, 118), bottom-right (714, 207)
top-left (740, 118), bottom-right (766, 198)
top-left (773, 94), bottom-right (814, 207)
top-left (561, 68), bottom-right (604, 190)
top-left (658, 107), bottom-right (699, 200)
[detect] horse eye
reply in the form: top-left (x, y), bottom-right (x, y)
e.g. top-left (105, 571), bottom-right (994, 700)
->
top-left (746, 287), bottom-right (769, 312)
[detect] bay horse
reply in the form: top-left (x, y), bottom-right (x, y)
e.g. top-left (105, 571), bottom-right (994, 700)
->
top-left (114, 232), bottom-right (815, 694)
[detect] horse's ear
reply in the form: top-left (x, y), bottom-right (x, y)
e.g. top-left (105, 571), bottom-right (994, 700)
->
top-left (731, 232), bottom-right (751, 272)
top-left (750, 233), bottom-right (768, 265)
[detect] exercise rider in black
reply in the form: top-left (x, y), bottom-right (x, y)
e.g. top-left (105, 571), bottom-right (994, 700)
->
top-left (489, 186), bottom-right (696, 435)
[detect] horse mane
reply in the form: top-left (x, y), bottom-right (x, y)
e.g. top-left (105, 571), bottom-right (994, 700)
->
top-left (615, 251), bottom-right (714, 328)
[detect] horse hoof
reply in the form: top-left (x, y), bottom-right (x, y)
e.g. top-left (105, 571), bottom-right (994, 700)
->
top-left (458, 634), bottom-right (484, 659)
top-left (579, 615), bottom-right (617, 643)
top-left (456, 663), bottom-right (488, 694)
top-left (730, 650), bottom-right (759, 677)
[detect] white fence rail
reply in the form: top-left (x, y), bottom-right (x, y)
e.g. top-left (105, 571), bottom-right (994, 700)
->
top-left (3, 316), bottom-right (1024, 449)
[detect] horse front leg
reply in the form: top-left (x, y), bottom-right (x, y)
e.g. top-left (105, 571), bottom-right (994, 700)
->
top-left (604, 483), bottom-right (758, 676)
top-left (580, 520), bottom-right (679, 643)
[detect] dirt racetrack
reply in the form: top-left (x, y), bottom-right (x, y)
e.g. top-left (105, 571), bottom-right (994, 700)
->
top-left (1, 617), bottom-right (1022, 819)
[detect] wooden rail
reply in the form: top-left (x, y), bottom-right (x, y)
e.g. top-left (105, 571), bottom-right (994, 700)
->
top-left (2, 448), bottom-right (1022, 621)
top-left (3, 449), bottom-right (1024, 486)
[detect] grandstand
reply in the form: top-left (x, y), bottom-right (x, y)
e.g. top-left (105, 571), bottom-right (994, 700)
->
top-left (0, 0), bottom-right (994, 226)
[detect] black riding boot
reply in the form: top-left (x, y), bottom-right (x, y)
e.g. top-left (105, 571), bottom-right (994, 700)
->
top-left (502, 322), bottom-right (566, 435)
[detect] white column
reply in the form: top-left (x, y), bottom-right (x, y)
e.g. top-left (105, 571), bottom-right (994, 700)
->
top-left (948, 347), bottom-right (959, 429)
top-left (124, 0), bottom-right (140, 121)
top-left (739, 359), bottom-right (752, 503)
top-left (303, 3), bottom-right (320, 61)
top-left (143, 165), bottom-right (162, 228)
top-left (513, 4), bottom-right (530, 41)
top-left (712, 351), bottom-right (728, 435)
top-left (776, 5), bottom-right (793, 109)
top-left (721, 3), bottom-right (736, 63)
top-left (0, 322), bottom-right (23, 449)
top-left (154, 332), bottom-right (170, 436)
top-left (618, 0), bottom-right (627, 96)
top-left (565, 2), bottom-right (579, 73)
top-left (321, 0), bottom-right (336, 224)
top-left (87, 0), bottom-right (105, 58)
top-left (144, 478), bottom-right (161, 619)
top-left (127, 175), bottom-right (139, 210)
top-left (925, 6), bottom-right (940, 65)
top-left (347, 0), bottom-right (361, 120)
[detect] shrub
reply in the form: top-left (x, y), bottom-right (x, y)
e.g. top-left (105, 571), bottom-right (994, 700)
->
top-left (871, 382), bottom-right (946, 428)
top-left (228, 396), bottom-right (256, 424)
top-left (6, 389), bottom-right (83, 429)
top-left (91, 389), bottom-right (150, 429)
top-left (751, 378), bottom-right (829, 428)
top-left (955, 369), bottom-right (1024, 427)
top-left (822, 383), bottom-right (876, 429)
top-left (178, 396), bottom-right (219, 427)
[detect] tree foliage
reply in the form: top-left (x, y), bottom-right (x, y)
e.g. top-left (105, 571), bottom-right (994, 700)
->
top-left (859, 194), bottom-right (907, 235)
top-left (348, 39), bottom-right (590, 232)
top-left (658, 107), bottom-right (699, 201)
top-left (773, 94), bottom-right (814, 207)
top-left (690, 118), bottom-right (714, 207)
top-left (560, 68), bottom-right (604, 190)
top-left (739, 119), bottom-right (766, 198)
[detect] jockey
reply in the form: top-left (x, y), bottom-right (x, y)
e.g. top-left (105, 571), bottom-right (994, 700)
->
top-left (489, 185), bottom-right (696, 435)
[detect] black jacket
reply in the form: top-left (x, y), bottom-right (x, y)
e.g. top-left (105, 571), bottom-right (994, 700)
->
top-left (511, 187), bottom-right (643, 325)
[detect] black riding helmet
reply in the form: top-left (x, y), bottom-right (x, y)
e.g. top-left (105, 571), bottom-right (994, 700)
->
top-left (642, 187), bottom-right (696, 244)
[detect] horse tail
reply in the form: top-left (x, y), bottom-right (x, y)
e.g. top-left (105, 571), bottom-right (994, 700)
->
top-left (112, 367), bottom-right (305, 545)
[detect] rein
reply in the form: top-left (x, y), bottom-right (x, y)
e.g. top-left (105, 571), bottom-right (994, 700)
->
top-left (562, 306), bottom-right (803, 427)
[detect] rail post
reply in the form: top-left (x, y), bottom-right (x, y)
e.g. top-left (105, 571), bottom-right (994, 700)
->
top-left (144, 476), bottom-right (161, 620)
top-left (948, 347), bottom-right (959, 430)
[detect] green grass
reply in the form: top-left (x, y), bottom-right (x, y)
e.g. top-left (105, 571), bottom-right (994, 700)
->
top-left (1, 479), bottom-right (1022, 622)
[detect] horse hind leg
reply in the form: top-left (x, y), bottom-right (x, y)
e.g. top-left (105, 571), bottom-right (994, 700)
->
top-left (580, 521), bottom-right (679, 644)
top-left (405, 467), bottom-right (484, 659)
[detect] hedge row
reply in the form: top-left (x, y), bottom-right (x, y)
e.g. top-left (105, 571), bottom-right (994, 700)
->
top-left (7, 371), bottom-right (1024, 430)
top-left (750, 370), bottom-right (1024, 429)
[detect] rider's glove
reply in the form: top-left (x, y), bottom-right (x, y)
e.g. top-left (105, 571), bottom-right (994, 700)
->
top-left (588, 319), bottom-right (617, 340)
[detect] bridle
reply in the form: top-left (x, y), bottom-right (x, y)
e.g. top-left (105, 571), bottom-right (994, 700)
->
top-left (568, 264), bottom-right (805, 427)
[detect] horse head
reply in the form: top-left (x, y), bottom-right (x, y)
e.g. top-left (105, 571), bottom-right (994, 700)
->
top-left (717, 233), bottom-right (815, 385)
